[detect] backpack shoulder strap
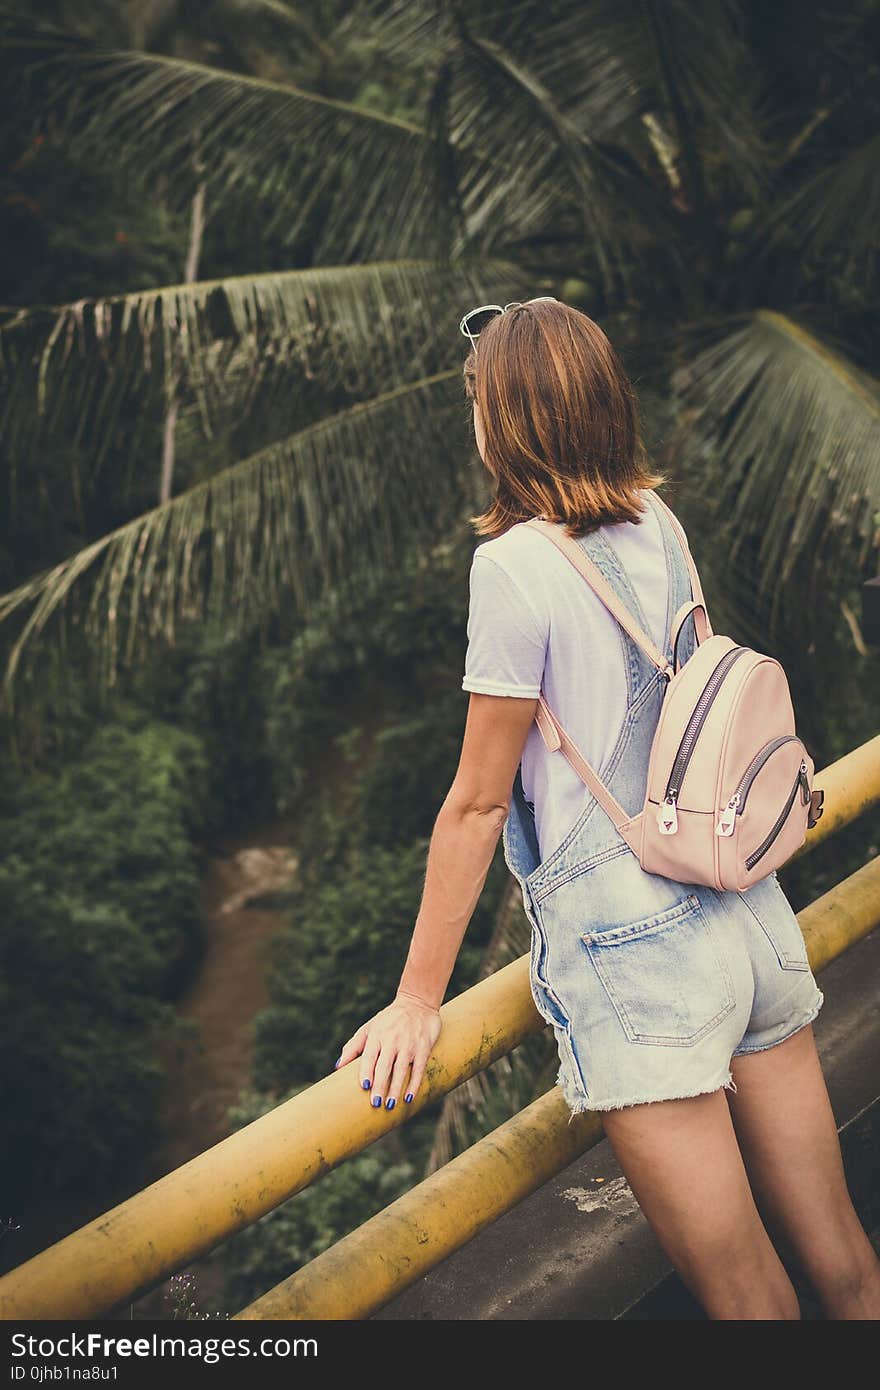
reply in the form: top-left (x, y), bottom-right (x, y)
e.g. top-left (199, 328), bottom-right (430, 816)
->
top-left (524, 517), bottom-right (674, 677)
top-left (523, 502), bottom-right (707, 846)
top-left (535, 697), bottom-right (634, 837)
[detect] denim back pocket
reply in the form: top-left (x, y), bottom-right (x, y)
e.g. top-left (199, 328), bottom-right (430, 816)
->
top-left (580, 894), bottom-right (735, 1047)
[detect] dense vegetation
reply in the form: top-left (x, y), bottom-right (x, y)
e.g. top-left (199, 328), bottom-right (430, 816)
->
top-left (0, 707), bottom-right (207, 1193)
top-left (1, 0), bottom-right (878, 1309)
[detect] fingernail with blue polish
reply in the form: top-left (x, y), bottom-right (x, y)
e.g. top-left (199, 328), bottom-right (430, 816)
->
top-left (362, 1078), bottom-right (371, 1090)
top-left (405, 1092), bottom-right (414, 1103)
top-left (333, 1057), bottom-right (342, 1069)
top-left (385, 1097), bottom-right (395, 1111)
top-left (371, 1096), bottom-right (382, 1108)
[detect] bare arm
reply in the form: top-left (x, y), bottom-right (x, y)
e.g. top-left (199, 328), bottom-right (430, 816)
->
top-left (335, 691), bottom-right (538, 1110)
top-left (396, 691), bottom-right (538, 1008)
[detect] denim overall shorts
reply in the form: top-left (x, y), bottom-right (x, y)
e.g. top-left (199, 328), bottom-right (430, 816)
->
top-left (502, 494), bottom-right (825, 1115)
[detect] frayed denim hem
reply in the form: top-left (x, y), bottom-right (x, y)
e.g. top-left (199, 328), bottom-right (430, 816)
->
top-left (557, 1063), bottom-right (739, 1124)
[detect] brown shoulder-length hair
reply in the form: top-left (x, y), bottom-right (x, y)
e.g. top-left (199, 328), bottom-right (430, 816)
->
top-left (462, 299), bottom-right (665, 538)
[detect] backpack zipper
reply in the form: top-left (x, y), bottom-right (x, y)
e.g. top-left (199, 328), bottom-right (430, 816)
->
top-left (657, 646), bottom-right (747, 834)
top-left (715, 734), bottom-right (801, 836)
top-left (744, 762), bottom-right (810, 870)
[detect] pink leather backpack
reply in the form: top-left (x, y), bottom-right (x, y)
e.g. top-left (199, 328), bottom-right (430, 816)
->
top-left (525, 494), bottom-right (824, 892)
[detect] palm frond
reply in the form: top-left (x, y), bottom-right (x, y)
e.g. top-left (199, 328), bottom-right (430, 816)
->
top-left (0, 368), bottom-right (475, 701)
top-left (632, 0), bottom-right (767, 198)
top-left (367, 0), bottom-right (643, 136)
top-left (765, 134), bottom-right (880, 282)
top-left (219, 0), bottom-right (336, 61)
top-left (359, 1), bottom-right (672, 275)
top-left (366, 0), bottom-right (767, 216)
top-left (352, 0), bottom-right (450, 68)
top-left (351, 0), bottom-right (770, 286)
top-left (672, 311), bottom-right (880, 620)
top-left (446, 24), bottom-right (662, 287)
top-left (0, 7), bottom-right (440, 258)
top-left (0, 257), bottom-right (530, 483)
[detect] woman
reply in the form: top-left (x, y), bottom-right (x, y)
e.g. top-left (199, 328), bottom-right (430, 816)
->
top-left (334, 298), bottom-right (880, 1319)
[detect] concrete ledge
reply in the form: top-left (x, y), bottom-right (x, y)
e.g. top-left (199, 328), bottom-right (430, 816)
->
top-left (375, 920), bottom-right (880, 1321)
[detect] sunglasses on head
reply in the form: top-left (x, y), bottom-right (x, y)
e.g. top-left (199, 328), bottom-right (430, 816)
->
top-left (458, 297), bottom-right (558, 350)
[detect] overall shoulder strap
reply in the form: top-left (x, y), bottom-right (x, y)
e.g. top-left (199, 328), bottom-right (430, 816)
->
top-left (524, 517), bottom-right (674, 677)
top-left (646, 491), bottom-right (713, 634)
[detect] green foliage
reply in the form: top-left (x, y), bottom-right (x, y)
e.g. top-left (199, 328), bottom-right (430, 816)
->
top-left (137, 626), bottom-right (281, 834)
top-left (0, 707), bottom-right (207, 1196)
top-left (2, 707), bottom-right (208, 983)
top-left (0, 862), bottom-right (167, 1193)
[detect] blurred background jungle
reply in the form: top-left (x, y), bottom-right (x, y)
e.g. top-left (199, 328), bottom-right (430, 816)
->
top-left (1, 0), bottom-right (878, 1317)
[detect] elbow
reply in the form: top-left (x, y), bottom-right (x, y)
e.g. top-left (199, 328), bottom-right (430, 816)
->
top-left (474, 802), bottom-right (510, 837)
top-left (446, 787), bottom-right (510, 836)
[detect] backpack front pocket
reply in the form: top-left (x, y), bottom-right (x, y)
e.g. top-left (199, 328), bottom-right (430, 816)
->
top-left (580, 894), bottom-right (735, 1046)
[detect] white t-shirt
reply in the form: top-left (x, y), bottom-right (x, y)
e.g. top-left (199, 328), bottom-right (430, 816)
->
top-left (461, 491), bottom-right (675, 862)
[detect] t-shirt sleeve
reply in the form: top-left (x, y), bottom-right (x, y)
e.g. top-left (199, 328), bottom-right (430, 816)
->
top-left (461, 553), bottom-right (547, 698)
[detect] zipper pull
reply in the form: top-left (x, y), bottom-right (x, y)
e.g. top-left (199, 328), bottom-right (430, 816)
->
top-left (658, 794), bottom-right (679, 835)
top-left (715, 792), bottom-right (740, 837)
top-left (799, 761), bottom-right (810, 805)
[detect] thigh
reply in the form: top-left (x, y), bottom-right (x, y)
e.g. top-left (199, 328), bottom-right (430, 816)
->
top-left (727, 1022), bottom-right (872, 1287)
top-left (601, 1088), bottom-right (789, 1313)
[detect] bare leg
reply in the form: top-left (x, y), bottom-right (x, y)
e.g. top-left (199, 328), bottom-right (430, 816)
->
top-left (601, 1087), bottom-right (800, 1319)
top-left (728, 1023), bottom-right (880, 1320)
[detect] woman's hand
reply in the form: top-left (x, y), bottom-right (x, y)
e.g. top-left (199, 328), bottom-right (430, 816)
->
top-left (334, 991), bottom-right (442, 1112)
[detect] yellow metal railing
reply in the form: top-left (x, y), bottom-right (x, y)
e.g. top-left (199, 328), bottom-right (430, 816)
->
top-left (1, 734), bottom-right (878, 1322)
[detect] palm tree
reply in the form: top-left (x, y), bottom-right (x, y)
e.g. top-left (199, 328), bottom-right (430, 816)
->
top-left (2, 0), bottom-right (878, 714)
top-left (1, 0), bottom-right (878, 1162)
